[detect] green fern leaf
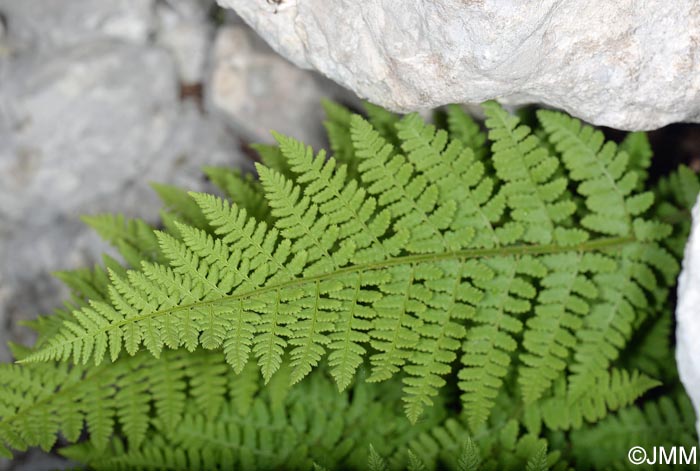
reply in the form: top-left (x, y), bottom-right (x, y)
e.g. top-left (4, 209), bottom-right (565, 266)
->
top-left (368, 444), bottom-right (389, 471)
top-left (20, 102), bottom-right (684, 436)
top-left (151, 182), bottom-right (208, 229)
top-left (203, 166), bottom-right (271, 221)
top-left (484, 101), bottom-right (576, 245)
top-left (457, 437), bottom-right (481, 471)
top-left (445, 104), bottom-right (487, 159)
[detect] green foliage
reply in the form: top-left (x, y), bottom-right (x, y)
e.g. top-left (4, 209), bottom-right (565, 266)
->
top-left (1, 101), bottom-right (697, 469)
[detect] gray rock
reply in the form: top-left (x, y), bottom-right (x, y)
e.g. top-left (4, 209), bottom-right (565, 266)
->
top-left (0, 0), bottom-right (155, 53)
top-left (677, 195), bottom-right (700, 440)
top-left (207, 23), bottom-right (358, 149)
top-left (218, 0), bottom-right (700, 131)
top-left (155, 0), bottom-right (214, 84)
top-left (0, 41), bottom-right (178, 223)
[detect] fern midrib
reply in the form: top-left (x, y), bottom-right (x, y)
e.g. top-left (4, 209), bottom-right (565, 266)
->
top-left (24, 235), bottom-right (635, 361)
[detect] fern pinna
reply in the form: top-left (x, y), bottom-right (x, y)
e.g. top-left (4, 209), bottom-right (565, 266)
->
top-left (1, 101), bottom-right (696, 470)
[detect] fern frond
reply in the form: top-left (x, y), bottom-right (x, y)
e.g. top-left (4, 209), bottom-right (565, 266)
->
top-left (0, 350), bottom-right (190, 454)
top-left (536, 110), bottom-right (678, 397)
top-left (55, 368), bottom-right (442, 471)
top-left (534, 368), bottom-right (659, 431)
top-left (203, 166), bottom-right (271, 221)
top-left (23, 103), bottom-right (679, 430)
top-left (151, 182), bottom-right (208, 229)
top-left (570, 392), bottom-right (697, 470)
top-left (2, 100), bottom-right (698, 470)
top-left (82, 214), bottom-right (161, 267)
top-left (0, 349), bottom-right (318, 459)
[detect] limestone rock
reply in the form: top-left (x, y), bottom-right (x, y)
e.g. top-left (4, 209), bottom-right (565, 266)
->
top-left (218, 0), bottom-right (700, 131)
top-left (0, 0), bottom-right (155, 52)
top-left (207, 23), bottom-right (358, 149)
top-left (676, 194), bottom-right (700, 438)
top-left (155, 0), bottom-right (214, 84)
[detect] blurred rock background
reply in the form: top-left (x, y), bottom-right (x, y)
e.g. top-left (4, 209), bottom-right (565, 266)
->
top-left (0, 2), bottom-right (354, 468)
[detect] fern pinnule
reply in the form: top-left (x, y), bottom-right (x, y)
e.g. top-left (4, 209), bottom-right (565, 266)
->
top-left (203, 166), bottom-right (272, 222)
top-left (396, 112), bottom-right (503, 249)
top-left (351, 114), bottom-right (449, 254)
top-left (483, 102), bottom-right (577, 245)
top-left (445, 104), bottom-right (487, 159)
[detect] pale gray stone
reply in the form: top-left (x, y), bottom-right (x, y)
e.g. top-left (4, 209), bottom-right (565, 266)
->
top-left (0, 0), bottom-right (155, 52)
top-left (207, 23), bottom-right (358, 149)
top-left (155, 0), bottom-right (214, 84)
top-left (676, 194), bottom-right (700, 439)
top-left (218, 0), bottom-right (700, 131)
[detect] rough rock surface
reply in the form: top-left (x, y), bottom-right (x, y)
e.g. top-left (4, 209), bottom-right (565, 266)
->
top-left (155, 0), bottom-right (214, 84)
top-left (207, 22), bottom-right (357, 149)
top-left (676, 194), bottom-right (700, 438)
top-left (219, 0), bottom-right (700, 131)
top-left (0, 0), bottom-right (155, 49)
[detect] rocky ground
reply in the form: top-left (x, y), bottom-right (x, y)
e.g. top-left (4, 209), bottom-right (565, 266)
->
top-left (0, 1), bottom-right (355, 468)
